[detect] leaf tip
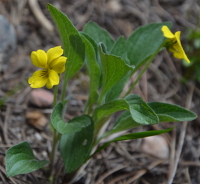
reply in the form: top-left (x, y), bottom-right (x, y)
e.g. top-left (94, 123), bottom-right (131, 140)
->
top-left (6, 173), bottom-right (12, 178)
top-left (47, 3), bottom-right (54, 11)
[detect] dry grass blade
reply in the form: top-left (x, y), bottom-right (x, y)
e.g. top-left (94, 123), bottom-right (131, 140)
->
top-left (125, 160), bottom-right (164, 184)
top-left (28, 0), bottom-right (53, 32)
top-left (107, 171), bottom-right (138, 184)
top-left (95, 165), bottom-right (129, 184)
top-left (0, 165), bottom-right (18, 184)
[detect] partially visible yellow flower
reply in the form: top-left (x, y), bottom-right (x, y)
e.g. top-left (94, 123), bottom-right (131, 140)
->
top-left (161, 25), bottom-right (190, 63)
top-left (28, 46), bottom-right (67, 89)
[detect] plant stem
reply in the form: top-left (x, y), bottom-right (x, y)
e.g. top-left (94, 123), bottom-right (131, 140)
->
top-left (83, 101), bottom-right (89, 114)
top-left (97, 94), bottom-right (103, 106)
top-left (49, 130), bottom-right (61, 184)
top-left (61, 78), bottom-right (69, 101)
top-left (49, 85), bottom-right (59, 182)
top-left (93, 116), bottom-right (111, 141)
top-left (49, 129), bottom-right (58, 169)
top-left (83, 101), bottom-right (93, 115)
top-left (53, 85), bottom-right (58, 106)
top-left (123, 48), bottom-right (162, 98)
top-left (123, 59), bottom-right (152, 97)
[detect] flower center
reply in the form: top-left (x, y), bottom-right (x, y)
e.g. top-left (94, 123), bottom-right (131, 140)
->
top-left (40, 70), bottom-right (49, 79)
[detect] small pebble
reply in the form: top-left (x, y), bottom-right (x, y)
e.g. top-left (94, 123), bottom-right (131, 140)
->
top-left (142, 135), bottom-right (169, 159)
top-left (0, 15), bottom-right (16, 72)
top-left (107, 0), bottom-right (121, 13)
top-left (26, 111), bottom-right (48, 130)
top-left (42, 151), bottom-right (48, 158)
top-left (29, 89), bottom-right (54, 108)
top-left (35, 132), bottom-right (42, 141)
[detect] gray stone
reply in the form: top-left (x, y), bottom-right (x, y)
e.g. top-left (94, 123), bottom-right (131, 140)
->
top-left (0, 15), bottom-right (16, 72)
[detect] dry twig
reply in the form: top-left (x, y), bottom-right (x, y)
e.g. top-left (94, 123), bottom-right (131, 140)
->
top-left (28, 0), bottom-right (53, 32)
top-left (125, 160), bottom-right (164, 184)
top-left (95, 165), bottom-right (129, 184)
top-left (167, 84), bottom-right (195, 184)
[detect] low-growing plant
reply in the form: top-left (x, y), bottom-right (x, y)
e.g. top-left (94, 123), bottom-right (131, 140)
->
top-left (5, 4), bottom-right (197, 183)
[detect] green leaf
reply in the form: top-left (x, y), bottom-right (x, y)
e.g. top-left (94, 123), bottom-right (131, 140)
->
top-left (125, 95), bottom-right (158, 124)
top-left (80, 33), bottom-right (104, 89)
top-left (94, 94), bottom-right (158, 131)
top-left (81, 32), bottom-right (99, 61)
top-left (93, 127), bottom-right (173, 156)
top-left (98, 44), bottom-right (134, 104)
top-left (81, 34), bottom-right (101, 107)
top-left (105, 72), bottom-right (131, 103)
top-left (83, 21), bottom-right (115, 52)
top-left (51, 102), bottom-right (91, 134)
top-left (60, 119), bottom-right (94, 173)
top-left (127, 22), bottom-right (172, 68)
top-left (148, 102), bottom-right (197, 122)
top-left (110, 36), bottom-right (130, 64)
top-left (102, 111), bottom-right (141, 138)
top-left (94, 94), bottom-right (158, 124)
top-left (104, 36), bottom-right (133, 102)
top-left (47, 4), bottom-right (85, 82)
top-left (94, 99), bottom-right (127, 121)
top-left (6, 142), bottom-right (49, 177)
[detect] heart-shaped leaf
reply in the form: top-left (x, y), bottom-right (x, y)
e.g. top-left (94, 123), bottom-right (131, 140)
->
top-left (51, 102), bottom-right (91, 134)
top-left (6, 142), bottom-right (49, 177)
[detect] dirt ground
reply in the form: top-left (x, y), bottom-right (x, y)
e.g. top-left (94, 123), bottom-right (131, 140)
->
top-left (0, 0), bottom-right (200, 184)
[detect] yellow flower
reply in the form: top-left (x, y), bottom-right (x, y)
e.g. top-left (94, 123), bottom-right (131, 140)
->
top-left (161, 26), bottom-right (190, 63)
top-left (28, 46), bottom-right (67, 89)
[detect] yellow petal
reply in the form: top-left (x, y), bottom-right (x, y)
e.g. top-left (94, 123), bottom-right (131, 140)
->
top-left (183, 55), bottom-right (190, 63)
top-left (46, 70), bottom-right (59, 89)
top-left (175, 31), bottom-right (181, 41)
top-left (173, 50), bottom-right (183, 59)
top-left (49, 56), bottom-right (67, 73)
top-left (47, 46), bottom-right (64, 65)
top-left (174, 31), bottom-right (190, 63)
top-left (28, 70), bottom-right (48, 88)
top-left (172, 50), bottom-right (190, 63)
top-left (31, 50), bottom-right (47, 68)
top-left (161, 26), bottom-right (175, 39)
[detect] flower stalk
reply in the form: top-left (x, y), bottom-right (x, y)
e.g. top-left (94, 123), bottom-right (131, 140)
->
top-left (49, 85), bottom-right (61, 181)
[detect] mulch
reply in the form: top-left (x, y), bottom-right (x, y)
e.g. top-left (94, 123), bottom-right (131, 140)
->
top-left (0, 0), bottom-right (200, 183)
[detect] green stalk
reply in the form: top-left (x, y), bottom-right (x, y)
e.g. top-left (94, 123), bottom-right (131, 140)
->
top-left (49, 85), bottom-right (59, 182)
top-left (53, 85), bottom-right (58, 106)
top-left (97, 93), bottom-right (104, 106)
top-left (123, 59), bottom-right (152, 97)
top-left (123, 47), bottom-right (163, 98)
top-left (83, 101), bottom-right (89, 114)
top-left (61, 78), bottom-right (69, 102)
top-left (83, 101), bottom-right (93, 115)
